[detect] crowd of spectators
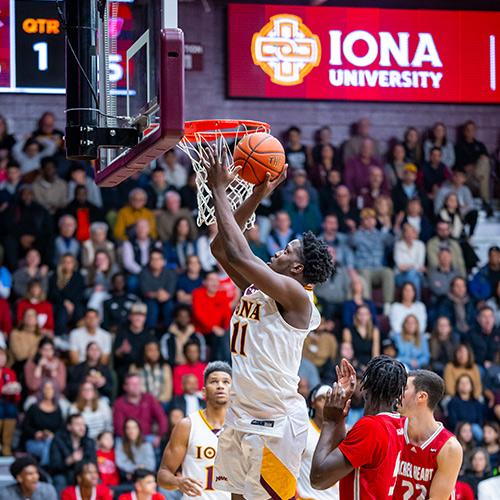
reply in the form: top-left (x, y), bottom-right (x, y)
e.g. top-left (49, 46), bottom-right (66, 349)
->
top-left (0, 111), bottom-right (499, 498)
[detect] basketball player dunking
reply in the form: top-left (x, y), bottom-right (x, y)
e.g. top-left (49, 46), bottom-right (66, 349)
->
top-left (394, 370), bottom-right (463, 500)
top-left (205, 149), bottom-right (335, 500)
top-left (157, 362), bottom-right (232, 499)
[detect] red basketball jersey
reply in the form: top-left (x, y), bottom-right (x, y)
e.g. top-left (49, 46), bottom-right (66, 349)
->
top-left (338, 412), bottom-right (405, 500)
top-left (394, 419), bottom-right (456, 499)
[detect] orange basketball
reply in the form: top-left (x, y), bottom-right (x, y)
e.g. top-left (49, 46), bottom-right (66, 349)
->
top-left (233, 132), bottom-right (286, 185)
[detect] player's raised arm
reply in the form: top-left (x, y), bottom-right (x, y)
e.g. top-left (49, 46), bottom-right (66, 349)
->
top-left (157, 418), bottom-right (203, 496)
top-left (428, 437), bottom-right (463, 500)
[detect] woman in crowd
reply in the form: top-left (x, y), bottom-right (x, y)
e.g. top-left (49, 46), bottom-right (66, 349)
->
top-left (438, 277), bottom-right (476, 337)
top-left (397, 198), bottom-right (433, 243)
top-left (0, 346), bottom-right (20, 456)
top-left (342, 277), bottom-right (378, 329)
top-left (483, 422), bottom-right (499, 472)
top-left (393, 314), bottom-right (430, 370)
top-left (384, 141), bottom-right (407, 188)
top-left (447, 374), bottom-right (485, 442)
top-left (444, 344), bottom-right (483, 399)
top-left (0, 115), bottom-right (16, 152)
top-left (175, 255), bottom-right (203, 306)
top-left (424, 122), bottom-right (455, 170)
top-left (309, 144), bottom-right (337, 189)
top-left (85, 249), bottom-right (119, 314)
top-left (373, 194), bottom-right (394, 234)
top-left (163, 217), bottom-right (199, 272)
top-left (116, 418), bottom-right (155, 482)
top-left (11, 248), bottom-right (48, 299)
top-left (81, 222), bottom-right (115, 270)
top-left (342, 305), bottom-right (380, 370)
top-left (460, 448), bottom-right (491, 498)
top-left (403, 126), bottom-right (423, 166)
top-left (16, 279), bottom-right (54, 335)
top-left (69, 382), bottom-right (113, 440)
top-left (389, 282), bottom-right (427, 334)
top-left (24, 337), bottom-right (66, 395)
top-left (23, 379), bottom-right (64, 465)
top-left (456, 422), bottom-right (477, 473)
top-left (48, 253), bottom-right (85, 336)
top-left (429, 316), bottom-right (459, 376)
top-left (130, 340), bottom-right (172, 412)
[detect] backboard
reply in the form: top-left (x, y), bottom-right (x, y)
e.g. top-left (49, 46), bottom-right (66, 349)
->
top-left (64, 0), bottom-right (184, 187)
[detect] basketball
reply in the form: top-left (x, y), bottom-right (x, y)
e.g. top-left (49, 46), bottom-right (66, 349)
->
top-left (233, 132), bottom-right (286, 185)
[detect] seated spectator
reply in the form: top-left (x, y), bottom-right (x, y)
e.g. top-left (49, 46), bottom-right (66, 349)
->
top-left (397, 197), bottom-right (433, 243)
top-left (48, 253), bottom-right (85, 336)
top-left (467, 306), bottom-right (500, 370)
top-left (342, 276), bottom-right (378, 329)
top-left (24, 337), bottom-right (66, 395)
top-left (246, 224), bottom-right (269, 262)
top-left (176, 255), bottom-right (203, 305)
top-left (392, 314), bottom-right (430, 370)
top-left (117, 468), bottom-right (164, 500)
top-left (145, 166), bottom-right (173, 212)
top-left (391, 163), bottom-right (429, 216)
top-left (344, 138), bottom-right (383, 196)
top-left (158, 148), bottom-right (188, 189)
top-left (438, 277), bottom-right (476, 336)
top-left (319, 214), bottom-right (354, 268)
top-left (16, 279), bottom-right (54, 335)
top-left (444, 344), bottom-right (483, 399)
top-left (486, 281), bottom-right (500, 326)
top-left (360, 166), bottom-right (389, 209)
top-left (282, 168), bottom-right (319, 206)
top-left (384, 142), bottom-right (407, 188)
top-left (191, 271), bottom-right (231, 362)
top-left (195, 223), bottom-right (218, 272)
top-left (343, 118), bottom-right (381, 164)
top-left (311, 126), bottom-right (336, 165)
top-left (114, 303), bottom-right (156, 383)
top-left (318, 169), bottom-right (342, 215)
top-left (0, 346), bottom-right (20, 456)
top-left (403, 126), bottom-right (423, 165)
top-left (67, 342), bottom-right (113, 401)
top-left (471, 246), bottom-right (500, 302)
top-left (456, 422), bottom-right (477, 472)
top-left (81, 222), bottom-right (115, 270)
top-left (12, 136), bottom-right (57, 175)
top-left (284, 125), bottom-right (310, 172)
top-left (266, 211), bottom-right (295, 258)
top-left (393, 224), bottom-right (426, 298)
top-left (139, 249), bottom-right (176, 328)
top-left (61, 186), bottom-right (104, 242)
top-left (116, 419), bottom-right (156, 482)
top-left (69, 309), bottom-right (112, 365)
top-left (61, 460), bottom-right (112, 500)
top-left (49, 413), bottom-right (96, 493)
top-left (54, 215), bottom-right (80, 266)
top-left (23, 379), bottom-right (64, 466)
top-left (9, 308), bottom-right (44, 373)
top-left (309, 143), bottom-right (338, 189)
top-left (423, 122), bottom-right (455, 169)
top-left (483, 422), bottom-right (499, 472)
top-left (163, 216), bottom-right (199, 271)
top-left (389, 282), bottom-right (427, 335)
top-left (160, 305), bottom-right (205, 366)
top-left (285, 187), bottom-right (322, 235)
top-left (130, 340), bottom-right (173, 412)
top-left (96, 431), bottom-right (120, 488)
top-left (179, 171), bottom-right (197, 213)
top-left (102, 273), bottom-right (139, 333)
top-left (484, 351), bottom-right (500, 422)
top-left (85, 250), bottom-right (119, 314)
top-left (11, 248), bottom-right (48, 299)
top-left (114, 188), bottom-right (157, 242)
top-left (172, 341), bottom-right (207, 396)
top-left (0, 297), bottom-right (12, 338)
top-left (32, 156), bottom-right (68, 214)
top-left (332, 185), bottom-right (360, 233)
top-left (428, 247), bottom-right (463, 305)
top-left (69, 382), bottom-right (113, 440)
top-left (0, 253), bottom-right (11, 299)
top-left (113, 374), bottom-right (167, 448)
top-left (460, 448), bottom-right (491, 498)
top-left (373, 195), bottom-right (394, 234)
top-left (0, 115), bottom-right (15, 152)
top-left (350, 208), bottom-right (394, 313)
top-left (156, 190), bottom-right (196, 242)
top-left (429, 316), bottom-right (459, 376)
top-left (0, 455), bottom-right (57, 500)
top-left (67, 164), bottom-right (103, 208)
top-left (342, 305), bottom-right (380, 371)
top-left (418, 146), bottom-right (450, 199)
top-left (170, 372), bottom-right (205, 416)
top-left (0, 161), bottom-right (21, 209)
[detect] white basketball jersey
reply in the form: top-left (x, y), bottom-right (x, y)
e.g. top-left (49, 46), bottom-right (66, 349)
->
top-left (226, 285), bottom-right (321, 437)
top-left (297, 420), bottom-right (339, 500)
top-left (182, 410), bottom-right (230, 500)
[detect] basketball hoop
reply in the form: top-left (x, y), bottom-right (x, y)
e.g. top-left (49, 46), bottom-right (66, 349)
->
top-left (178, 119), bottom-right (271, 228)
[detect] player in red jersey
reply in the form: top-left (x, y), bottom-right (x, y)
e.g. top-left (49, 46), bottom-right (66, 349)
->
top-left (395, 370), bottom-right (463, 500)
top-left (310, 355), bottom-right (408, 500)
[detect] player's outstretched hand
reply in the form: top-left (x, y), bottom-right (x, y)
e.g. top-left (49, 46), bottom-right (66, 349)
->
top-left (177, 476), bottom-right (204, 496)
top-left (253, 163), bottom-right (288, 199)
top-left (335, 358), bottom-right (357, 400)
top-left (205, 146), bottom-right (241, 191)
top-left (323, 382), bottom-right (351, 424)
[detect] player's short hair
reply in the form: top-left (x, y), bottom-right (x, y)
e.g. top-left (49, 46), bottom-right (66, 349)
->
top-left (300, 231), bottom-right (336, 284)
top-left (361, 355), bottom-right (407, 408)
top-left (204, 361), bottom-right (232, 384)
top-left (409, 370), bottom-right (445, 410)
top-left (132, 468), bottom-right (155, 483)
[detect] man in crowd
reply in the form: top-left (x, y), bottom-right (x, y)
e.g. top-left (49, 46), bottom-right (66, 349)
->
top-left (418, 146), bottom-right (450, 199)
top-left (467, 307), bottom-right (500, 370)
top-left (343, 117), bottom-right (381, 163)
top-left (145, 166), bottom-right (173, 212)
top-left (159, 148), bottom-right (188, 189)
top-left (427, 220), bottom-right (466, 275)
top-left (171, 371), bottom-right (206, 415)
top-left (156, 190), bottom-right (196, 241)
top-left (319, 214), bottom-right (354, 271)
top-left (428, 247), bottom-right (463, 303)
top-left (32, 156), bottom-right (68, 214)
top-left (332, 185), bottom-right (360, 234)
top-left (392, 163), bottom-right (430, 215)
top-left (266, 210), bottom-right (295, 257)
top-left (471, 246), bottom-right (500, 298)
top-left (119, 469), bottom-right (164, 500)
top-left (286, 187), bottom-right (322, 235)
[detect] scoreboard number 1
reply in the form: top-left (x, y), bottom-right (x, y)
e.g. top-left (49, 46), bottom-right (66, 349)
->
top-left (33, 42), bottom-right (48, 71)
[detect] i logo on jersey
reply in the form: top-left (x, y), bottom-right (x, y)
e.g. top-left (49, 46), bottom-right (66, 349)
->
top-left (251, 14), bottom-right (321, 86)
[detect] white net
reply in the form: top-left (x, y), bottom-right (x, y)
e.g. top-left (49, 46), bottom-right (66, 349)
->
top-left (178, 122), bottom-right (269, 228)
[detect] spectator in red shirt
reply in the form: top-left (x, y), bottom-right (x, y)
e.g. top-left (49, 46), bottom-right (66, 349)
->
top-left (113, 373), bottom-right (167, 449)
top-left (192, 271), bottom-right (231, 361)
top-left (0, 298), bottom-right (12, 337)
top-left (118, 468), bottom-right (165, 500)
top-left (96, 431), bottom-right (120, 488)
top-left (16, 279), bottom-right (54, 335)
top-left (172, 340), bottom-right (207, 396)
top-left (61, 461), bottom-right (112, 500)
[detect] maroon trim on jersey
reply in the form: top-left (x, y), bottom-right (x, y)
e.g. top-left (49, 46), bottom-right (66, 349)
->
top-left (259, 476), bottom-right (296, 500)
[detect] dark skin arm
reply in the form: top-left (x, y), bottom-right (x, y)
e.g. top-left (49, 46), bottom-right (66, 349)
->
top-left (206, 148), bottom-right (310, 328)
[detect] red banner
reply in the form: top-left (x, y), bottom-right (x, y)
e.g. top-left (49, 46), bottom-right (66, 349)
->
top-left (228, 4), bottom-right (500, 103)
top-left (0, 0), bottom-right (10, 88)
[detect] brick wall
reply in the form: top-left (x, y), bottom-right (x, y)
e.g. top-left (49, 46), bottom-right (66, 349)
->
top-left (1, 2), bottom-right (498, 155)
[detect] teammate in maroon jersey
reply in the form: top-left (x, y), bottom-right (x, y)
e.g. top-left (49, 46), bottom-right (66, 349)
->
top-left (310, 355), bottom-right (407, 500)
top-left (395, 370), bottom-right (463, 500)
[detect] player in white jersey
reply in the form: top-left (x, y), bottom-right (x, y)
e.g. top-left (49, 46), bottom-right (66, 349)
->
top-left (205, 149), bottom-right (335, 500)
top-left (298, 384), bottom-right (339, 500)
top-left (158, 362), bottom-right (232, 499)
